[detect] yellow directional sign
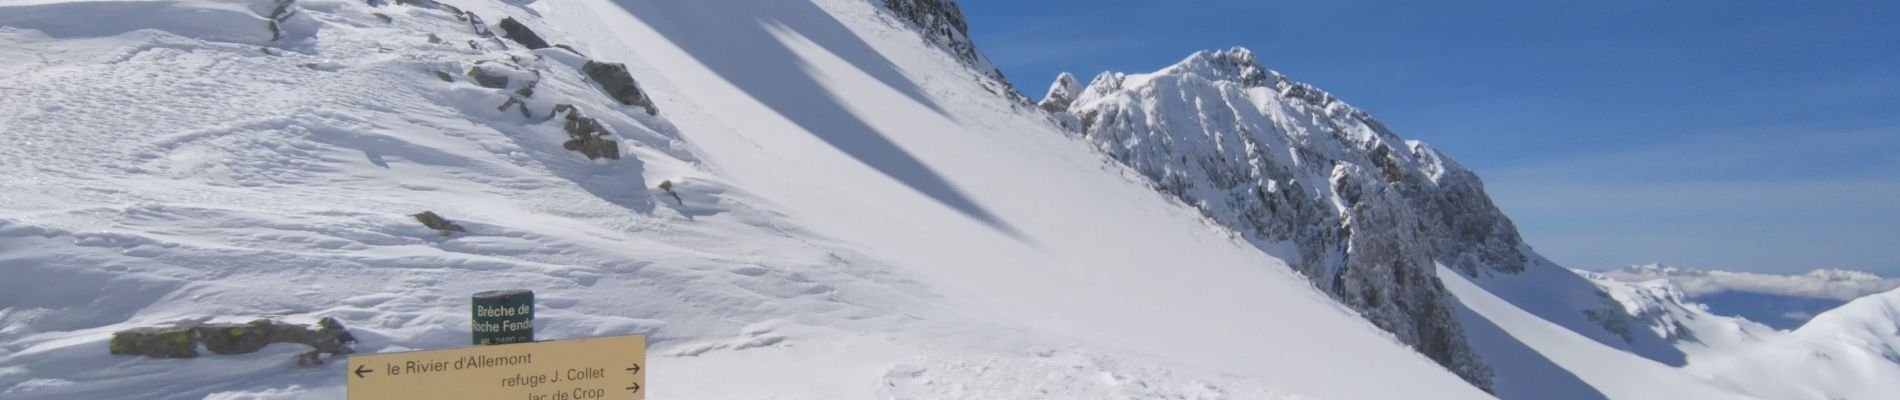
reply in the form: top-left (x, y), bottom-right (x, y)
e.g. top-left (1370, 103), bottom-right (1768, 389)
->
top-left (347, 334), bottom-right (646, 400)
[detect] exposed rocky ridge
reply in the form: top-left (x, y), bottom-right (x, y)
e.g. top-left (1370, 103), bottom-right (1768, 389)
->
top-left (1035, 47), bottom-right (1644, 390)
top-left (877, 0), bottom-right (1024, 102)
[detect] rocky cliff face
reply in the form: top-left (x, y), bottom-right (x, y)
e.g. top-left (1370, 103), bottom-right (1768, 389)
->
top-left (877, 0), bottom-right (1022, 100)
top-left (1035, 47), bottom-right (1568, 390)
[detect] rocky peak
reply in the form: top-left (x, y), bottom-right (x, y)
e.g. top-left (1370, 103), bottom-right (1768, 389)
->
top-left (1162, 47), bottom-right (1275, 88)
top-left (1038, 72), bottom-right (1081, 112)
top-left (883, 0), bottom-right (969, 36)
top-left (878, 0), bottom-right (1021, 99)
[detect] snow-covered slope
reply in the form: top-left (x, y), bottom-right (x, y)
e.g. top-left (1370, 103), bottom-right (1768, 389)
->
top-left (0, 0), bottom-right (1495, 399)
top-left (1601, 264), bottom-right (1900, 329)
top-left (1573, 272), bottom-right (1900, 399)
top-left (1739, 287), bottom-right (1900, 399)
top-left (1574, 271), bottom-right (1775, 352)
top-left (1440, 268), bottom-right (1758, 399)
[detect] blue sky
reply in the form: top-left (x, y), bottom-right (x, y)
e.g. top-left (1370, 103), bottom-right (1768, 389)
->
top-left (957, 1), bottom-right (1900, 274)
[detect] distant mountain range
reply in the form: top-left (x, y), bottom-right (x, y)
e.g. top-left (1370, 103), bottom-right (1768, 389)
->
top-left (1595, 264), bottom-right (1900, 329)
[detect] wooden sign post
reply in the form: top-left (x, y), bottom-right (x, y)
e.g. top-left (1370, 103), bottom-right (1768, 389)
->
top-left (346, 334), bottom-right (646, 400)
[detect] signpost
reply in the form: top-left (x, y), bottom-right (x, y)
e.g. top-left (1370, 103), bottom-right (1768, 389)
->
top-left (473, 289), bottom-right (535, 345)
top-left (346, 334), bottom-right (646, 400)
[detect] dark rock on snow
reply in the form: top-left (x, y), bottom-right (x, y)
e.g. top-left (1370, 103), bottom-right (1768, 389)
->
top-left (551, 104), bottom-right (620, 160)
top-left (195, 322), bottom-right (273, 355)
top-left (110, 326), bottom-right (199, 358)
top-left (581, 61), bottom-right (658, 115)
top-left (467, 64), bottom-right (514, 89)
top-left (110, 318), bottom-right (356, 359)
top-left (412, 211), bottom-right (466, 234)
top-left (498, 17), bottom-right (550, 50)
top-left (563, 136), bottom-right (620, 161)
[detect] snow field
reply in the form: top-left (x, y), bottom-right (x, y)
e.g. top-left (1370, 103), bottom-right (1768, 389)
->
top-left (1, 0), bottom-right (1492, 398)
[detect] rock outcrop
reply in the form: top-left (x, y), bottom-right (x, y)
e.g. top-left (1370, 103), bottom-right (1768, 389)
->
top-left (878, 0), bottom-right (1022, 101)
top-left (109, 318), bottom-right (356, 360)
top-left (412, 211), bottom-right (466, 234)
top-left (581, 61), bottom-right (658, 115)
top-left (551, 104), bottom-right (621, 160)
top-left (498, 17), bottom-right (550, 50)
top-left (110, 326), bottom-right (199, 358)
top-left (1038, 72), bottom-right (1081, 113)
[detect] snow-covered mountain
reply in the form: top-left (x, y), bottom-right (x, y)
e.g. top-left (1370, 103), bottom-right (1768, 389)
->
top-left (1034, 46), bottom-right (1900, 399)
top-left (1036, 47), bottom-right (1680, 392)
top-left (1600, 264), bottom-right (1900, 329)
top-left (2, 0), bottom-right (1897, 399)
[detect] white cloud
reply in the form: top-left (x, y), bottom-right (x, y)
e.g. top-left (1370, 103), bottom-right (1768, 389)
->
top-left (1600, 264), bottom-right (1900, 301)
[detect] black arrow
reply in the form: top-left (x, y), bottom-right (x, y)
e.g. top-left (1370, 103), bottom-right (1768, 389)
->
top-left (626, 382), bottom-right (641, 394)
top-left (625, 363), bottom-right (642, 375)
top-left (354, 365), bottom-right (374, 379)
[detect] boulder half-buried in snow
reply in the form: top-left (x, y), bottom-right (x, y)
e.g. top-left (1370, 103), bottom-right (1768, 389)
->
top-left (110, 319), bottom-right (358, 359)
top-left (109, 326), bottom-right (199, 359)
top-left (581, 61), bottom-right (657, 115)
top-left (412, 211), bottom-right (467, 235)
top-left (498, 17), bottom-right (549, 49)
